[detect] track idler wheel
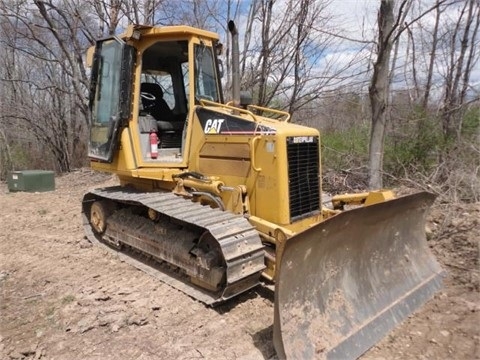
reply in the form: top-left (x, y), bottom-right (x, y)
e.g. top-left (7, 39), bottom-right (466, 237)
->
top-left (190, 232), bottom-right (226, 291)
top-left (90, 200), bottom-right (115, 234)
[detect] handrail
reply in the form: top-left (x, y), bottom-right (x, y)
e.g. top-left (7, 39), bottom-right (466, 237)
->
top-left (247, 104), bottom-right (291, 122)
top-left (250, 136), bottom-right (262, 172)
top-left (199, 98), bottom-right (291, 123)
top-left (198, 98), bottom-right (258, 123)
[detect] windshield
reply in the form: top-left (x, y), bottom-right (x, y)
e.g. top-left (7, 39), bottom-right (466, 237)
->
top-left (194, 44), bottom-right (219, 102)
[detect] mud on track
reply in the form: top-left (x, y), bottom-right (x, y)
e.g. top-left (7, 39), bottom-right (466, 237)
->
top-left (0, 169), bottom-right (478, 359)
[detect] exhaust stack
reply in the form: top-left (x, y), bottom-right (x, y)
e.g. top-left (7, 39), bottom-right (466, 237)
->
top-left (228, 20), bottom-right (240, 108)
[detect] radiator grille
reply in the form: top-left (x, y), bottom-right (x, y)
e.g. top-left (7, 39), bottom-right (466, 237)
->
top-left (287, 136), bottom-right (320, 221)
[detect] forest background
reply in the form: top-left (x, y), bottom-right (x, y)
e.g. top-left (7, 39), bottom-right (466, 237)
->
top-left (0, 0), bottom-right (478, 202)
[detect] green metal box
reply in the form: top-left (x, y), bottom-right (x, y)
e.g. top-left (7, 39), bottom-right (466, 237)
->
top-left (7, 170), bottom-right (55, 192)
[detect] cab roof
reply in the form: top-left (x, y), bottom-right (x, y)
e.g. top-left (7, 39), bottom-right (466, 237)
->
top-left (121, 24), bottom-right (220, 42)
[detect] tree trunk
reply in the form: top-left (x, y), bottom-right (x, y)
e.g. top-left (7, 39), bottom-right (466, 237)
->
top-left (422, 0), bottom-right (441, 110)
top-left (441, 0), bottom-right (478, 141)
top-left (368, 0), bottom-right (396, 189)
top-left (258, 0), bottom-right (274, 107)
top-left (0, 126), bottom-right (13, 178)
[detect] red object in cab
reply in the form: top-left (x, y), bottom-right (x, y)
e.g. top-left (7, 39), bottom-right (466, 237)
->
top-left (149, 130), bottom-right (158, 159)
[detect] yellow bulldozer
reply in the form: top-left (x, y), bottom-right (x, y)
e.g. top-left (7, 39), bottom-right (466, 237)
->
top-left (82, 22), bottom-right (444, 359)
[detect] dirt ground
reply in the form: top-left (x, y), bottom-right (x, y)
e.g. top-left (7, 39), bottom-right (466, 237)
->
top-left (0, 169), bottom-right (478, 360)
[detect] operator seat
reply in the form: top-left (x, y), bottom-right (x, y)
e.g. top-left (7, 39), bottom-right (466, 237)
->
top-left (140, 83), bottom-right (179, 130)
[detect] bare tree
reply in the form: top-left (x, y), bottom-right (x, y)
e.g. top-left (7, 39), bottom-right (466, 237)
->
top-left (0, 0), bottom-right (118, 172)
top-left (440, 0), bottom-right (480, 140)
top-left (421, 0), bottom-right (443, 110)
top-left (367, 0), bottom-right (451, 189)
top-left (234, 0), bottom-right (367, 120)
top-left (368, 0), bottom-right (399, 189)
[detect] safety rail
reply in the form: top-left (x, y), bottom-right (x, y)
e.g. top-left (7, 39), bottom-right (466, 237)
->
top-left (199, 98), bottom-right (290, 123)
top-left (247, 104), bottom-right (290, 122)
top-left (199, 98), bottom-right (258, 123)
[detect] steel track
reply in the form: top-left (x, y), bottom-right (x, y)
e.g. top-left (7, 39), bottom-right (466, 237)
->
top-left (82, 186), bottom-right (266, 305)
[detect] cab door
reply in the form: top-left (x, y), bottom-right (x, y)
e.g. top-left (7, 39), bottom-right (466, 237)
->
top-left (88, 37), bottom-right (135, 162)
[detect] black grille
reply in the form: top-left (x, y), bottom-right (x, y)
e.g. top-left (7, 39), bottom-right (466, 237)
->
top-left (287, 136), bottom-right (320, 221)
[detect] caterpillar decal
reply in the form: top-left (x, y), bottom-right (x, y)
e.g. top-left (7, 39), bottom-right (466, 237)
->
top-left (197, 108), bottom-right (276, 135)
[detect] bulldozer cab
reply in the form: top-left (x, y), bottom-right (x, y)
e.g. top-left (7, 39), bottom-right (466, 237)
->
top-left (87, 26), bottom-right (223, 166)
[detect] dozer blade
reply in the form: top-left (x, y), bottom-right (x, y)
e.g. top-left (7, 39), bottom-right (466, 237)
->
top-left (273, 192), bottom-right (445, 359)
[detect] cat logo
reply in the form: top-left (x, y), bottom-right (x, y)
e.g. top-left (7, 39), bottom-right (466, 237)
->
top-left (204, 118), bottom-right (225, 134)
